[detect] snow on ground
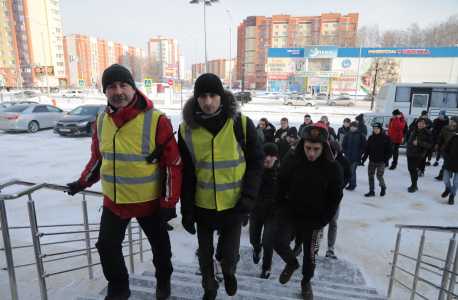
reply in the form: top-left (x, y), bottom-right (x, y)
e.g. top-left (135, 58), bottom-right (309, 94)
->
top-left (0, 102), bottom-right (454, 299)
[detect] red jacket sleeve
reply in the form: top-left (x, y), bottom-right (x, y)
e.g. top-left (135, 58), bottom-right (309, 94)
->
top-left (156, 116), bottom-right (183, 208)
top-left (78, 121), bottom-right (102, 188)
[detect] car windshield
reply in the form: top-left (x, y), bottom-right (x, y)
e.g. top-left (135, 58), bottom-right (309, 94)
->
top-left (0, 102), bottom-right (13, 108)
top-left (69, 106), bottom-right (101, 116)
top-left (2, 105), bottom-right (30, 112)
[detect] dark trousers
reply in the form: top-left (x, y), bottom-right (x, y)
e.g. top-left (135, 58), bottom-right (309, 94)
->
top-left (391, 143), bottom-right (401, 165)
top-left (96, 206), bottom-right (173, 295)
top-left (295, 226), bottom-right (302, 247)
top-left (273, 213), bottom-right (323, 282)
top-left (197, 222), bottom-right (242, 292)
top-left (249, 213), bottom-right (276, 270)
top-left (407, 156), bottom-right (423, 186)
top-left (436, 147), bottom-right (443, 162)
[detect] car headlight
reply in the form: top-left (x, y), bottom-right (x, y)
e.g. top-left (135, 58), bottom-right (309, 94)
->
top-left (76, 121), bottom-right (88, 127)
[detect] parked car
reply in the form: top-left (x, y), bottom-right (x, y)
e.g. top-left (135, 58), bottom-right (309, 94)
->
top-left (283, 95), bottom-right (316, 107)
top-left (364, 94), bottom-right (375, 101)
top-left (234, 92), bottom-right (251, 103)
top-left (304, 91), bottom-right (313, 99)
top-left (276, 92), bottom-right (287, 99)
top-left (327, 97), bottom-right (357, 106)
top-left (15, 90), bottom-right (37, 98)
top-left (50, 87), bottom-right (60, 93)
top-left (0, 104), bottom-right (66, 133)
top-left (63, 90), bottom-right (83, 98)
top-left (316, 93), bottom-right (328, 100)
top-left (54, 104), bottom-right (106, 136)
top-left (0, 101), bottom-right (39, 112)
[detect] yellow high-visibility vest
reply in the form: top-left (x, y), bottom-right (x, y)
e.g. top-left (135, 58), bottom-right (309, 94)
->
top-left (180, 115), bottom-right (247, 211)
top-left (97, 108), bottom-right (163, 204)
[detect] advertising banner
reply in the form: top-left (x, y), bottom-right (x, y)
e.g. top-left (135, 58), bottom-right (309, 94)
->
top-left (307, 78), bottom-right (330, 85)
top-left (268, 48), bottom-right (304, 57)
top-left (359, 57), bottom-right (402, 95)
top-left (304, 46), bottom-right (338, 58)
top-left (35, 66), bottom-right (54, 76)
top-left (165, 63), bottom-right (178, 78)
top-left (297, 71), bottom-right (342, 78)
top-left (337, 47), bottom-right (458, 58)
top-left (307, 58), bottom-right (332, 71)
top-left (267, 57), bottom-right (306, 76)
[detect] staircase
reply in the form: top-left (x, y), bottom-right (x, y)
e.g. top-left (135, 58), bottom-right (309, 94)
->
top-left (72, 246), bottom-right (386, 300)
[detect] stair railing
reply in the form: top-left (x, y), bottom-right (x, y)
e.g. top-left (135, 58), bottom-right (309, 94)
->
top-left (0, 178), bottom-right (149, 300)
top-left (387, 224), bottom-right (458, 300)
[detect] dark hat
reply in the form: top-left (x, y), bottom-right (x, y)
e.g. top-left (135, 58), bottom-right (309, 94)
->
top-left (262, 143), bottom-right (278, 158)
top-left (373, 122), bottom-right (382, 129)
top-left (286, 126), bottom-right (298, 138)
top-left (299, 123), bottom-right (334, 162)
top-left (102, 64), bottom-right (136, 94)
top-left (329, 140), bottom-right (342, 153)
top-left (193, 73), bottom-right (225, 100)
top-left (343, 118), bottom-right (351, 124)
top-left (417, 117), bottom-right (428, 124)
top-left (392, 109), bottom-right (401, 115)
top-left (450, 116), bottom-right (458, 124)
top-left (421, 110), bottom-right (428, 116)
top-left (355, 114), bottom-right (364, 122)
top-left (350, 121), bottom-right (359, 128)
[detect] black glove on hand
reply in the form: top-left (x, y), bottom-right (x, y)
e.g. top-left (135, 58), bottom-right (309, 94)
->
top-left (65, 181), bottom-right (86, 196)
top-left (157, 206), bottom-right (176, 230)
top-left (233, 195), bottom-right (252, 214)
top-left (181, 213), bottom-right (196, 235)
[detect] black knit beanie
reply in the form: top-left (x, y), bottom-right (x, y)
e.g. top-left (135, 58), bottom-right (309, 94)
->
top-left (263, 143), bottom-right (278, 158)
top-left (102, 64), bottom-right (136, 94)
top-left (286, 126), bottom-right (298, 138)
top-left (194, 73), bottom-right (225, 100)
top-left (355, 114), bottom-right (364, 122)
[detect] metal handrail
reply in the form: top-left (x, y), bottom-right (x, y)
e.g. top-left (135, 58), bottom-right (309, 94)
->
top-left (0, 179), bottom-right (148, 300)
top-left (395, 224), bottom-right (458, 234)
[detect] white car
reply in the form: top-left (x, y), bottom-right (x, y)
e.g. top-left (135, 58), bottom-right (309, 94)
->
top-left (304, 92), bottom-right (312, 99)
top-left (63, 90), bottom-right (83, 98)
top-left (327, 97), bottom-right (357, 106)
top-left (283, 95), bottom-right (316, 107)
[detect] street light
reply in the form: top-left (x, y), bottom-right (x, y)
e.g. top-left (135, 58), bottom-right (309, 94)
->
top-left (189, 0), bottom-right (220, 72)
top-left (226, 9), bottom-right (235, 91)
top-left (25, 16), bottom-right (50, 99)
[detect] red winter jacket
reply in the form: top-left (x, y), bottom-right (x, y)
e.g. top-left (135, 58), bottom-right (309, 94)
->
top-left (387, 113), bottom-right (406, 144)
top-left (78, 90), bottom-right (183, 219)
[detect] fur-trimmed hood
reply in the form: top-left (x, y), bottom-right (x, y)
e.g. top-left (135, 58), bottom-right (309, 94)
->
top-left (182, 90), bottom-right (240, 130)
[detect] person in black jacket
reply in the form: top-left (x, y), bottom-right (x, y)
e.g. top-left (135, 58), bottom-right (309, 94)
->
top-left (250, 143), bottom-right (279, 279)
top-left (298, 114), bottom-right (313, 138)
top-left (275, 117), bottom-right (289, 143)
top-left (409, 110), bottom-right (432, 132)
top-left (273, 123), bottom-right (343, 300)
top-left (428, 110), bottom-right (449, 166)
top-left (178, 74), bottom-right (265, 300)
top-left (276, 126), bottom-right (298, 164)
top-left (361, 123), bottom-right (393, 197)
top-left (336, 118), bottom-right (351, 143)
top-left (258, 118), bottom-right (276, 144)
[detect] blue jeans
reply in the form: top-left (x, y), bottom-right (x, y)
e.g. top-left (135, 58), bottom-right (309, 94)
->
top-left (443, 170), bottom-right (458, 196)
top-left (350, 162), bottom-right (359, 186)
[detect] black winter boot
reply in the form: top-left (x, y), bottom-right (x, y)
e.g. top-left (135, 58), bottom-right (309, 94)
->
top-left (435, 175), bottom-right (443, 181)
top-left (301, 281), bottom-right (314, 300)
top-left (260, 267), bottom-right (271, 279)
top-left (202, 290), bottom-right (217, 300)
top-left (345, 185), bottom-right (357, 191)
top-left (253, 249), bottom-right (261, 264)
top-left (449, 195), bottom-right (455, 205)
top-left (442, 188), bottom-right (451, 198)
top-left (408, 185), bottom-right (418, 193)
top-left (364, 190), bottom-right (375, 197)
top-left (389, 163), bottom-right (397, 170)
top-left (380, 187), bottom-right (386, 197)
top-left (426, 161), bottom-right (431, 166)
top-left (222, 271), bottom-right (237, 296)
top-left (104, 290), bottom-right (131, 300)
top-left (279, 261), bottom-right (300, 284)
top-left (156, 280), bottom-right (171, 300)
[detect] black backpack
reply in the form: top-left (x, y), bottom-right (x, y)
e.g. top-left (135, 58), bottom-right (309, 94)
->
top-left (233, 112), bottom-right (247, 153)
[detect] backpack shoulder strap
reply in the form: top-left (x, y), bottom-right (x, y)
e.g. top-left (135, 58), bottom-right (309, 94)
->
top-left (233, 113), bottom-right (248, 153)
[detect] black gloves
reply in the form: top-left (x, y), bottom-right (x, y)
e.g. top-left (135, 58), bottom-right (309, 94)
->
top-left (181, 213), bottom-right (196, 235)
top-left (233, 195), bottom-right (253, 214)
top-left (157, 206), bottom-right (177, 230)
top-left (65, 181), bottom-right (86, 196)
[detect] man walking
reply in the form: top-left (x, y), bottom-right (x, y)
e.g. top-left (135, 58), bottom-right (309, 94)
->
top-left (354, 114), bottom-right (367, 136)
top-left (250, 143), bottom-right (279, 279)
top-left (342, 121), bottom-right (367, 190)
top-left (298, 114), bottom-right (313, 138)
top-left (441, 125), bottom-right (458, 205)
top-left (361, 123), bottom-right (393, 197)
top-left (276, 126), bottom-right (298, 164)
top-left (434, 116), bottom-right (458, 181)
top-left (336, 118), bottom-right (351, 143)
top-left (429, 110), bottom-right (449, 166)
top-left (65, 64), bottom-right (183, 300)
top-left (387, 109), bottom-right (406, 170)
top-left (178, 73), bottom-right (264, 300)
top-left (273, 123), bottom-right (343, 300)
top-left (320, 115), bottom-right (337, 140)
top-left (404, 118), bottom-right (433, 193)
top-left (275, 117), bottom-right (290, 143)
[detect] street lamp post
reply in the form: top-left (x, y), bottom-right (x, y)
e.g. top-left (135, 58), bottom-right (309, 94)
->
top-left (190, 0), bottom-right (220, 72)
top-left (226, 10), bottom-right (235, 92)
top-left (25, 16), bottom-right (50, 99)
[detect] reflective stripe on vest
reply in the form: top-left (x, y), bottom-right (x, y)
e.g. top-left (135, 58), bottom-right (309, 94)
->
top-left (180, 115), bottom-right (247, 211)
top-left (97, 108), bottom-right (163, 204)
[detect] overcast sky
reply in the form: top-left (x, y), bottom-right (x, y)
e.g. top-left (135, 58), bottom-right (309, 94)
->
top-left (60, 0), bottom-right (458, 70)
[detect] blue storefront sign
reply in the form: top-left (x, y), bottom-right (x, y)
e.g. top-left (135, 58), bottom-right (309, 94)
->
top-left (337, 47), bottom-right (458, 58)
top-left (303, 46), bottom-right (338, 58)
top-left (268, 48), bottom-right (304, 57)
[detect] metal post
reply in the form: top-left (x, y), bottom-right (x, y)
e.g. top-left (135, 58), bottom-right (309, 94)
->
top-left (371, 61), bottom-right (378, 110)
top-left (354, 45), bottom-right (361, 101)
top-left (387, 228), bottom-right (402, 298)
top-left (439, 233), bottom-right (457, 300)
top-left (127, 221), bottom-right (134, 274)
top-left (27, 194), bottom-right (48, 300)
top-left (229, 25), bottom-right (232, 92)
top-left (40, 29), bottom-right (50, 100)
top-left (0, 199), bottom-right (19, 300)
top-left (78, 42), bottom-right (84, 86)
top-left (139, 228), bottom-right (144, 263)
top-left (81, 195), bottom-right (93, 279)
top-left (204, 3), bottom-right (208, 71)
top-left (446, 240), bottom-right (458, 300)
top-left (410, 231), bottom-right (426, 300)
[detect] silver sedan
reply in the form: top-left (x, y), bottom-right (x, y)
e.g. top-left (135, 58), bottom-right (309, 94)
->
top-left (0, 104), bottom-right (67, 133)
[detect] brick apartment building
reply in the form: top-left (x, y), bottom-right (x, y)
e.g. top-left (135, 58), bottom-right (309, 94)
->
top-left (237, 13), bottom-right (359, 88)
top-left (148, 36), bottom-right (181, 80)
top-left (191, 58), bottom-right (236, 84)
top-left (63, 34), bottom-right (145, 87)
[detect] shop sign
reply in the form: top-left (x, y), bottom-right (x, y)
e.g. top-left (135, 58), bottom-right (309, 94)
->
top-left (268, 48), bottom-right (304, 57)
top-left (307, 78), bottom-right (330, 85)
top-left (297, 71), bottom-right (342, 78)
top-left (304, 46), bottom-right (338, 58)
top-left (267, 57), bottom-right (306, 76)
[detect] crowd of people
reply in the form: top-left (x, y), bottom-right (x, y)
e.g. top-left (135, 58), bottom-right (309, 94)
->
top-left (64, 68), bottom-right (457, 300)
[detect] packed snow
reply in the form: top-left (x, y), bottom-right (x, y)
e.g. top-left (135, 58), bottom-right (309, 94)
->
top-left (0, 99), bottom-right (454, 299)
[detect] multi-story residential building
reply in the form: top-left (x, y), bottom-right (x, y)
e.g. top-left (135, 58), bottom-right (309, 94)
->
top-left (148, 36), bottom-right (179, 79)
top-left (191, 63), bottom-right (206, 82)
top-left (0, 0), bottom-right (65, 88)
top-left (63, 34), bottom-right (145, 87)
top-left (178, 55), bottom-right (185, 80)
top-left (192, 59), bottom-right (236, 84)
top-left (237, 13), bottom-right (359, 88)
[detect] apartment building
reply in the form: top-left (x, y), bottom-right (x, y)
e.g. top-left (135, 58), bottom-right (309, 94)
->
top-left (0, 0), bottom-right (65, 88)
top-left (192, 59), bottom-right (236, 83)
top-left (178, 55), bottom-right (185, 80)
top-left (63, 34), bottom-right (145, 87)
top-left (191, 63), bottom-right (206, 82)
top-left (237, 13), bottom-right (359, 88)
top-left (148, 36), bottom-right (179, 79)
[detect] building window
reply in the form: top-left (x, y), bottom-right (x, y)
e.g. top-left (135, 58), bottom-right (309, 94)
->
top-left (8, 50), bottom-right (13, 56)
top-left (307, 24), bottom-right (312, 29)
top-left (299, 32), bottom-right (303, 36)
top-left (50, 0), bottom-right (59, 6)
top-left (282, 32), bottom-right (286, 35)
top-left (258, 38), bottom-right (263, 42)
top-left (290, 24), bottom-right (297, 28)
top-left (5, 32), bottom-right (11, 36)
top-left (265, 24), bottom-right (271, 28)
top-left (53, 27), bottom-right (61, 33)
top-left (306, 31), bottom-right (311, 36)
top-left (2, 69), bottom-right (6, 75)
top-left (312, 37), bottom-right (319, 41)
top-left (282, 38), bottom-right (286, 42)
top-left (58, 71), bottom-right (65, 76)
top-left (7, 41), bottom-right (12, 46)
top-left (55, 45), bottom-right (63, 50)
top-left (341, 22), bottom-right (348, 27)
top-left (265, 31), bottom-right (270, 35)
top-left (10, 60), bottom-right (15, 65)
top-left (0, 51), bottom-right (4, 55)
top-left (350, 23), bottom-right (356, 27)
top-left (1, 60), bottom-right (5, 64)
top-left (53, 36), bottom-right (62, 42)
top-left (56, 54), bottom-right (64, 58)
top-left (57, 62), bottom-right (64, 66)
top-left (274, 25), bottom-right (279, 29)
top-left (282, 25), bottom-right (287, 28)
top-left (4, 22), bottom-right (10, 28)
top-left (3, 12), bottom-right (8, 17)
top-left (258, 32), bottom-right (263, 35)
top-left (246, 45), bottom-right (249, 50)
top-left (324, 24), bottom-right (328, 28)
top-left (274, 38), bottom-right (278, 42)
top-left (274, 32), bottom-right (278, 35)
top-left (258, 25), bottom-right (263, 29)
top-left (333, 24), bottom-right (338, 28)
top-left (313, 30), bottom-right (320, 34)
top-left (331, 31), bottom-right (336, 35)
top-left (299, 25), bottom-right (303, 29)
top-left (52, 18), bottom-right (60, 24)
top-left (51, 9), bottom-right (59, 15)
top-left (349, 30), bottom-right (355, 34)
top-left (313, 23), bottom-right (320, 27)
top-left (11, 69), bottom-right (15, 74)
top-left (323, 31), bottom-right (328, 35)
